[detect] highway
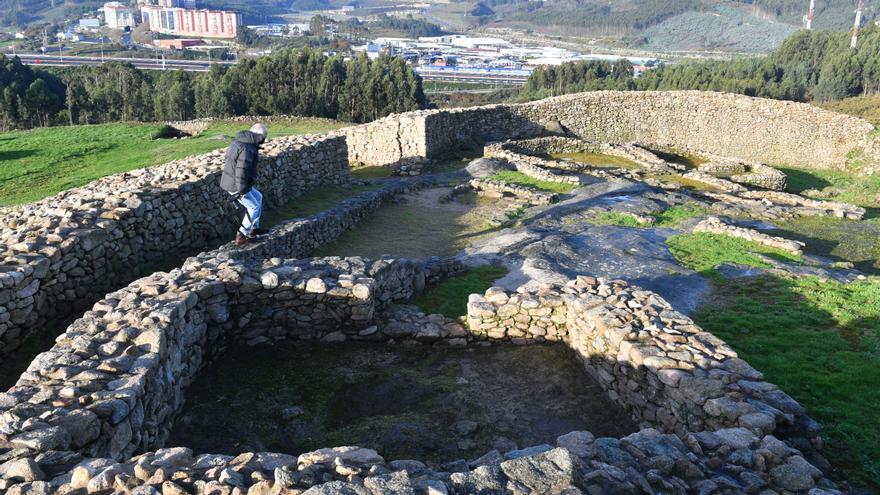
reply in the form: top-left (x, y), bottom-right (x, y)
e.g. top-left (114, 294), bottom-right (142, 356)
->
top-left (11, 53), bottom-right (531, 85)
top-left (12, 53), bottom-right (235, 72)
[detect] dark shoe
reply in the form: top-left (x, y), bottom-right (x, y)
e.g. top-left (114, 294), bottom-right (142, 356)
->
top-left (248, 228), bottom-right (268, 239)
top-left (235, 233), bottom-right (249, 245)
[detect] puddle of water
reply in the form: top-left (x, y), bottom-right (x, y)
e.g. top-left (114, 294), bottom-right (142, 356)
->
top-left (314, 188), bottom-right (502, 259)
top-left (167, 342), bottom-right (637, 463)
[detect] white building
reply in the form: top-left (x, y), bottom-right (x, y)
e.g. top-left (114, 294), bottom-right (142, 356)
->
top-left (104, 2), bottom-right (136, 29)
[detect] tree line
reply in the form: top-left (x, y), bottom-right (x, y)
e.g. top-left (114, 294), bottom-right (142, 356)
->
top-left (0, 48), bottom-right (426, 130)
top-left (519, 26), bottom-right (880, 104)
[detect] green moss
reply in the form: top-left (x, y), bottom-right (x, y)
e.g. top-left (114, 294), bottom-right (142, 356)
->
top-left (550, 151), bottom-right (639, 169)
top-left (694, 275), bottom-right (880, 491)
top-left (314, 191), bottom-right (498, 259)
top-left (410, 265), bottom-right (509, 318)
top-left (261, 183), bottom-right (382, 228)
top-left (489, 170), bottom-right (577, 194)
top-left (351, 166), bottom-right (393, 179)
top-left (588, 203), bottom-right (707, 229)
top-left (653, 203), bottom-right (710, 227)
top-left (769, 216), bottom-right (880, 275)
top-left (666, 232), bottom-right (802, 275)
top-left (0, 119), bottom-right (346, 206)
top-left (589, 212), bottom-right (643, 227)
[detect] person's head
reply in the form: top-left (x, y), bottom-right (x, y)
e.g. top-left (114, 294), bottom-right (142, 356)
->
top-left (250, 123), bottom-right (268, 144)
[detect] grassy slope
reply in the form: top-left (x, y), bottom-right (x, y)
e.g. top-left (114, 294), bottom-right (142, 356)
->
top-left (0, 119), bottom-right (346, 206)
top-left (817, 95), bottom-right (880, 126)
top-left (695, 275), bottom-right (880, 491)
top-left (666, 230), bottom-right (880, 490)
top-left (639, 5), bottom-right (798, 53)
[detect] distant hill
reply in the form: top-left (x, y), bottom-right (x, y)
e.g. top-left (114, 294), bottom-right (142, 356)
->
top-left (429, 0), bottom-right (880, 53)
top-left (636, 5), bottom-right (799, 53)
top-left (1, 0), bottom-right (103, 27)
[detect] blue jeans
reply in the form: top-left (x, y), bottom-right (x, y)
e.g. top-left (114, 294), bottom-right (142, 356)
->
top-left (237, 188), bottom-right (262, 236)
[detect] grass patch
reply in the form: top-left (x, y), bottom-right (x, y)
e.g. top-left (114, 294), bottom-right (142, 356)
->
top-left (261, 183), bottom-right (382, 228)
top-left (410, 265), bottom-right (509, 318)
top-left (0, 118), bottom-right (346, 206)
top-left (693, 275), bottom-right (880, 491)
top-left (490, 170), bottom-right (577, 194)
top-left (590, 211), bottom-right (643, 227)
top-left (653, 203), bottom-right (710, 227)
top-left (778, 166), bottom-right (880, 218)
top-left (351, 166), bottom-right (393, 179)
top-left (589, 203), bottom-right (708, 229)
top-left (550, 151), bottom-right (639, 169)
top-left (667, 232), bottom-right (802, 274)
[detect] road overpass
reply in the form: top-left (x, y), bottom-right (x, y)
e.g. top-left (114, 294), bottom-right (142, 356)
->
top-left (12, 53), bottom-right (235, 72)
top-left (11, 53), bottom-right (532, 85)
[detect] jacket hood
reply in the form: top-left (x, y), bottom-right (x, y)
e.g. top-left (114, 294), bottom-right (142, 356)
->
top-left (234, 130), bottom-right (263, 145)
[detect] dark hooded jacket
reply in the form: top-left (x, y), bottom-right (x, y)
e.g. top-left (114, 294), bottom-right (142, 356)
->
top-left (220, 131), bottom-right (263, 194)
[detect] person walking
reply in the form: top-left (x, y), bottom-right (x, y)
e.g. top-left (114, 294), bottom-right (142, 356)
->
top-left (220, 123), bottom-right (269, 245)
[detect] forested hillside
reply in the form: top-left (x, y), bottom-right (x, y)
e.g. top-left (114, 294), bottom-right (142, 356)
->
top-left (519, 26), bottom-right (880, 103)
top-left (463, 0), bottom-right (879, 49)
top-left (0, 49), bottom-right (425, 130)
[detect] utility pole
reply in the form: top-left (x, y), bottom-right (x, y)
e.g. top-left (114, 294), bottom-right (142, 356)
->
top-left (851, 0), bottom-right (865, 48)
top-left (806, 0), bottom-right (815, 30)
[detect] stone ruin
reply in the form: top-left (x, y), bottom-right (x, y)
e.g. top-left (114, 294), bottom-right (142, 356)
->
top-left (1, 90), bottom-right (877, 494)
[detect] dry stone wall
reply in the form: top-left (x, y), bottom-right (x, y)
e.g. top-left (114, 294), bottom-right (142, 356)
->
top-left (0, 134), bottom-right (349, 361)
top-left (0, 256), bottom-right (839, 494)
top-left (344, 91), bottom-right (877, 173)
top-left (466, 276), bottom-right (820, 454)
top-left (693, 217), bottom-right (805, 255)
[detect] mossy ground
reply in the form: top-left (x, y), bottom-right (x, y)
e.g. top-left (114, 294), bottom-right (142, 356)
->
top-left (489, 170), bottom-right (578, 194)
top-left (588, 203), bottom-right (709, 229)
top-left (0, 119), bottom-right (346, 206)
top-left (314, 189), bottom-right (502, 259)
top-left (350, 166), bottom-right (394, 179)
top-left (770, 216), bottom-right (880, 275)
top-left (168, 342), bottom-right (637, 463)
top-left (261, 184), bottom-right (383, 228)
top-left (410, 265), bottom-right (509, 318)
top-left (550, 151), bottom-right (639, 169)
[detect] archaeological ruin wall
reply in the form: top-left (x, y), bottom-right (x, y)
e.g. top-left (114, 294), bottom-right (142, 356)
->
top-left (0, 134), bottom-right (349, 361)
top-left (346, 90), bottom-right (877, 173)
top-left (466, 279), bottom-right (821, 456)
